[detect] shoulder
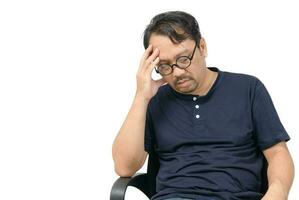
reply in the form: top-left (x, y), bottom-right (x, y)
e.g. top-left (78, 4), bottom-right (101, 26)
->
top-left (221, 70), bottom-right (263, 91)
top-left (148, 84), bottom-right (172, 109)
top-left (151, 84), bottom-right (172, 101)
top-left (223, 70), bottom-right (259, 83)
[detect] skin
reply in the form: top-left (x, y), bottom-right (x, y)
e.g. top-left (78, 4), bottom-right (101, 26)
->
top-left (112, 34), bottom-right (294, 199)
top-left (261, 142), bottom-right (294, 200)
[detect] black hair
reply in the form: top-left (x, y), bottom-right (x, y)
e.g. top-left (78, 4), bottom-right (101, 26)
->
top-left (143, 11), bottom-right (201, 49)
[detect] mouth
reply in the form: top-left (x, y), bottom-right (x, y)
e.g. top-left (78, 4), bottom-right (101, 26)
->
top-left (176, 79), bottom-right (190, 87)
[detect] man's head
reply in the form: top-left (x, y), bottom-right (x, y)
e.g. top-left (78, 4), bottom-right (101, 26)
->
top-left (143, 11), bottom-right (210, 95)
top-left (143, 11), bottom-right (201, 49)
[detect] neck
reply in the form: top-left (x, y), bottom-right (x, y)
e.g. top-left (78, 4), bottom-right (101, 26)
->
top-left (196, 68), bottom-right (218, 96)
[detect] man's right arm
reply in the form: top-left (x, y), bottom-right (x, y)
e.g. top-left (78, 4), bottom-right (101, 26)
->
top-left (112, 44), bottom-right (165, 177)
top-left (112, 95), bottom-right (150, 177)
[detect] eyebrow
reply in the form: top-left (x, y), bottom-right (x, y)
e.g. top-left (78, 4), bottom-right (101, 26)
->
top-left (159, 49), bottom-right (189, 63)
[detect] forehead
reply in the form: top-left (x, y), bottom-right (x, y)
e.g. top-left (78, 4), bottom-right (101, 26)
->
top-left (149, 35), bottom-right (194, 60)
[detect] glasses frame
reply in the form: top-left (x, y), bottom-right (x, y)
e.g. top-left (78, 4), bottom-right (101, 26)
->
top-left (155, 41), bottom-right (198, 76)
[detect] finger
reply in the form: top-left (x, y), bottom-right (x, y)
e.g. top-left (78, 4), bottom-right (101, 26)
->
top-left (146, 48), bottom-right (159, 64)
top-left (145, 56), bottom-right (159, 75)
top-left (139, 48), bottom-right (159, 75)
top-left (144, 48), bottom-right (159, 71)
top-left (138, 45), bottom-right (153, 73)
top-left (140, 45), bottom-right (153, 65)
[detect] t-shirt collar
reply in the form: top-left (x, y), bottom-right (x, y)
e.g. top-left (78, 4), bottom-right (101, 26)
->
top-left (169, 67), bottom-right (223, 101)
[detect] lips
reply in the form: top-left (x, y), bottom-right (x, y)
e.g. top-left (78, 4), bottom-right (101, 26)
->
top-left (177, 79), bottom-right (190, 85)
top-left (176, 79), bottom-right (191, 88)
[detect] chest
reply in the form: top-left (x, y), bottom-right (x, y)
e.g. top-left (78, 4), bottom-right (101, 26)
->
top-left (151, 96), bottom-right (254, 152)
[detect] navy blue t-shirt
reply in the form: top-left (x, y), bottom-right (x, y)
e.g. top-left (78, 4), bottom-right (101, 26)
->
top-left (144, 67), bottom-right (290, 200)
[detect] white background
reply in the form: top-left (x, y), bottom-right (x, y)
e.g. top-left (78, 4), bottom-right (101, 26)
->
top-left (0, 0), bottom-right (298, 199)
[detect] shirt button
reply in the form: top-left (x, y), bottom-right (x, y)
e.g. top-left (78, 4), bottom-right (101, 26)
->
top-left (196, 114), bottom-right (200, 119)
top-left (193, 97), bottom-right (197, 101)
top-left (195, 105), bottom-right (199, 109)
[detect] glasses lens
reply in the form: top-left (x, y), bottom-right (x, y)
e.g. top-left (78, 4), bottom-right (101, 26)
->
top-left (158, 64), bottom-right (172, 75)
top-left (177, 56), bottom-right (191, 68)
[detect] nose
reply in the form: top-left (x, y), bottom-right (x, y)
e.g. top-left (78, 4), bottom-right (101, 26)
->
top-left (172, 65), bottom-right (186, 77)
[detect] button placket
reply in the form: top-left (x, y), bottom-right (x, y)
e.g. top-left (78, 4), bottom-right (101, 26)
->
top-left (193, 96), bottom-right (201, 120)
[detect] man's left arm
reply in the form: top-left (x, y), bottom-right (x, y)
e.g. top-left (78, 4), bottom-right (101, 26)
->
top-left (262, 141), bottom-right (295, 200)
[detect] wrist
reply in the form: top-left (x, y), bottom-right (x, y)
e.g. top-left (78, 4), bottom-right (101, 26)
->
top-left (134, 93), bottom-right (152, 103)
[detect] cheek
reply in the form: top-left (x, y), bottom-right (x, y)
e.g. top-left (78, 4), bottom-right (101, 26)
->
top-left (164, 77), bottom-right (173, 83)
top-left (185, 69), bottom-right (197, 80)
top-left (189, 63), bottom-right (203, 78)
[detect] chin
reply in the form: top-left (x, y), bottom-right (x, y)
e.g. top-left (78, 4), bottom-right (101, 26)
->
top-left (175, 87), bottom-right (196, 94)
top-left (175, 84), bottom-right (198, 94)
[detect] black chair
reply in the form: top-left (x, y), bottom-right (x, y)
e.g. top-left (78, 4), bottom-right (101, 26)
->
top-left (110, 149), bottom-right (268, 200)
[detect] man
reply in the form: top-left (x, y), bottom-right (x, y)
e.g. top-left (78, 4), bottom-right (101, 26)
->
top-left (112, 11), bottom-right (294, 200)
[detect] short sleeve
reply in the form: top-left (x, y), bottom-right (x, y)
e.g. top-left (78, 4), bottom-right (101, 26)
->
top-left (144, 105), bottom-right (155, 153)
top-left (252, 78), bottom-right (290, 151)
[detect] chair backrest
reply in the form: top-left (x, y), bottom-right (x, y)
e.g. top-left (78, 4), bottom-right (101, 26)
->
top-left (146, 148), bottom-right (160, 198)
top-left (146, 150), bottom-right (268, 197)
top-left (260, 155), bottom-right (269, 194)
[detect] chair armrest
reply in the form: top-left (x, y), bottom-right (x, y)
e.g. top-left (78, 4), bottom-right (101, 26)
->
top-left (110, 173), bottom-right (151, 200)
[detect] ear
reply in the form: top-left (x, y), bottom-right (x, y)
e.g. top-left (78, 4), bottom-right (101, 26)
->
top-left (199, 37), bottom-right (208, 57)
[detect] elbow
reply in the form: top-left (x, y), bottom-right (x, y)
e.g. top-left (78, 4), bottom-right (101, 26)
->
top-left (112, 150), bottom-right (136, 177)
top-left (114, 164), bottom-right (136, 177)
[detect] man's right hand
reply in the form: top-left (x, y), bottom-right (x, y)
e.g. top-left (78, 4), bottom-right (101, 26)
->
top-left (135, 44), bottom-right (166, 101)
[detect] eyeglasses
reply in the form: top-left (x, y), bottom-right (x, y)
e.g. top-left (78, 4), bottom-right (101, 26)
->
top-left (155, 41), bottom-right (198, 76)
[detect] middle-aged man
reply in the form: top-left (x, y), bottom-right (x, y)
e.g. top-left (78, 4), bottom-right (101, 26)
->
top-left (112, 11), bottom-right (294, 200)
